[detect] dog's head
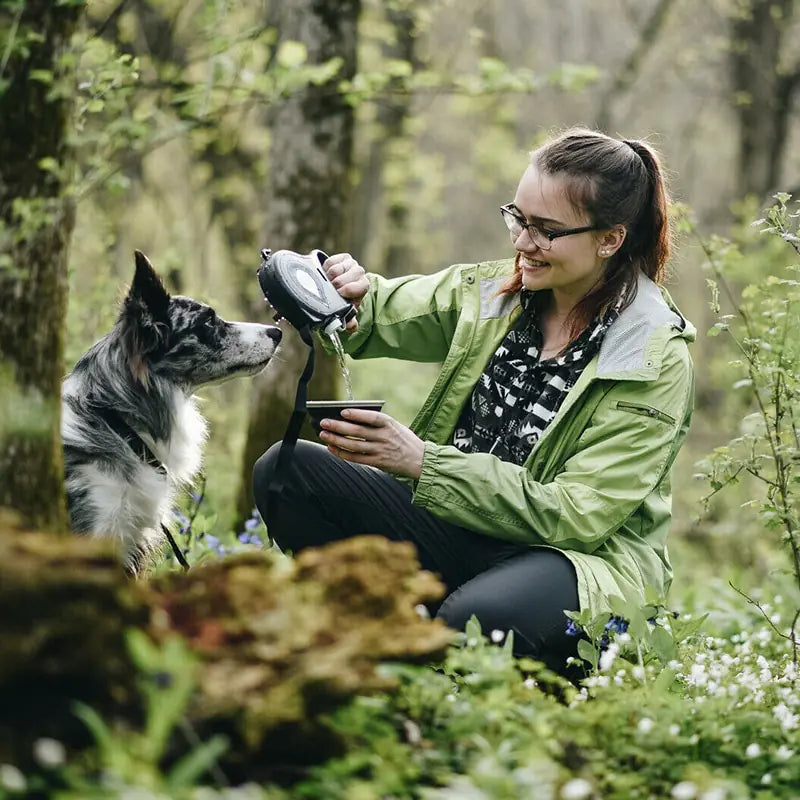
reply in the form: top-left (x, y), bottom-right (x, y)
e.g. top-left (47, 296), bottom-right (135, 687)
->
top-left (119, 251), bottom-right (282, 389)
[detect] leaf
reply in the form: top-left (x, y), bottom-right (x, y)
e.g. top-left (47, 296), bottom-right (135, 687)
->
top-left (652, 666), bottom-right (678, 693)
top-left (29, 69), bottom-right (53, 84)
top-left (276, 40), bottom-right (307, 68)
top-left (167, 734), bottom-right (229, 788)
top-left (577, 639), bottom-right (598, 670)
top-left (650, 626), bottom-right (676, 663)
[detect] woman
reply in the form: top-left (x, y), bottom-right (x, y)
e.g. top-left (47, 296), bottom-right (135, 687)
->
top-left (252, 127), bottom-right (695, 675)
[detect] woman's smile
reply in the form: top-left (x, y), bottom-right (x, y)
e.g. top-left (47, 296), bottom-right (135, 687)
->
top-left (520, 255), bottom-right (551, 270)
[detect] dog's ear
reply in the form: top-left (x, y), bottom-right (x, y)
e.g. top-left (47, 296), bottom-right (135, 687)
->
top-left (119, 251), bottom-right (172, 385)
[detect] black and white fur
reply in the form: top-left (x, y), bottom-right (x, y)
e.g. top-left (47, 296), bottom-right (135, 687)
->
top-left (62, 250), bottom-right (281, 573)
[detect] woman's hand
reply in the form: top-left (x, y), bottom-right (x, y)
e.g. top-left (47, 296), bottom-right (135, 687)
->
top-left (323, 253), bottom-right (369, 332)
top-left (318, 408), bottom-right (425, 480)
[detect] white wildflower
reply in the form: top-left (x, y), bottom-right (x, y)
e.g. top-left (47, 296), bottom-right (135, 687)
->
top-left (599, 642), bottom-right (619, 671)
top-left (0, 765), bottom-right (26, 792)
top-left (632, 664), bottom-right (645, 681)
top-left (490, 629), bottom-right (505, 643)
top-left (745, 743), bottom-right (761, 758)
top-left (773, 702), bottom-right (799, 731)
top-left (668, 724), bottom-right (680, 736)
top-left (33, 738), bottom-right (66, 768)
top-left (775, 744), bottom-right (794, 761)
top-left (560, 777), bottom-right (593, 799)
top-left (523, 677), bottom-right (536, 689)
top-left (637, 717), bottom-right (654, 734)
top-left (688, 663), bottom-right (708, 687)
top-left (761, 773), bottom-right (772, 785)
top-left (699, 787), bottom-right (727, 800)
top-left (671, 780), bottom-right (698, 799)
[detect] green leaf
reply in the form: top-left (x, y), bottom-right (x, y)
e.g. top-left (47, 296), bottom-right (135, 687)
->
top-left (276, 40), bottom-right (307, 68)
top-left (167, 734), bottom-right (229, 788)
top-left (650, 626), bottom-right (676, 663)
top-left (577, 639), bottom-right (598, 670)
top-left (29, 69), bottom-right (53, 84)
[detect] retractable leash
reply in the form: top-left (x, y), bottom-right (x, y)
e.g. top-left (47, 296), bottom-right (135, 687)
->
top-left (256, 248), bottom-right (357, 543)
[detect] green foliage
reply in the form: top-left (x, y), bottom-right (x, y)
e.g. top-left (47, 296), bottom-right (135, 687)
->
top-left (693, 194), bottom-right (800, 661)
top-left (69, 630), bottom-right (228, 795)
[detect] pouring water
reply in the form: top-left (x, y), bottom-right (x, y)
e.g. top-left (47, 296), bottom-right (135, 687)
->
top-left (328, 330), bottom-right (354, 401)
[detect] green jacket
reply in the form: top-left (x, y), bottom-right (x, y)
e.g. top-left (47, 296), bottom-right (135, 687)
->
top-left (340, 258), bottom-right (695, 618)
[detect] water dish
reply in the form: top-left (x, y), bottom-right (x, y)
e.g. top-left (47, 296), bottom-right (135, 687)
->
top-left (306, 400), bottom-right (385, 434)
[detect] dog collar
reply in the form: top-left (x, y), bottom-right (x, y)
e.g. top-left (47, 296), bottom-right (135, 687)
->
top-left (97, 407), bottom-right (168, 476)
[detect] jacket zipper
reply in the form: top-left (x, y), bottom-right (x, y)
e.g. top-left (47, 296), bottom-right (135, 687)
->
top-left (616, 400), bottom-right (675, 425)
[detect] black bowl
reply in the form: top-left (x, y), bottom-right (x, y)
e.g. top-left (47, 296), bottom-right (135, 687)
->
top-left (306, 400), bottom-right (385, 435)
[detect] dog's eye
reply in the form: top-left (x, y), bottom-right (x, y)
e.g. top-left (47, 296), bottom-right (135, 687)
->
top-left (203, 315), bottom-right (217, 328)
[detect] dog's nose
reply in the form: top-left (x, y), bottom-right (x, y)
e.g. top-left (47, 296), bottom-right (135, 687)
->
top-left (267, 326), bottom-right (282, 343)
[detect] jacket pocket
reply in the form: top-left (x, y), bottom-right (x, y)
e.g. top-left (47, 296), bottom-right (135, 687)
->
top-left (615, 400), bottom-right (675, 425)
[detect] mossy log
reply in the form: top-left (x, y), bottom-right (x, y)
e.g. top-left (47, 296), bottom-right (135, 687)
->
top-left (0, 518), bottom-right (148, 766)
top-left (0, 526), bottom-right (450, 777)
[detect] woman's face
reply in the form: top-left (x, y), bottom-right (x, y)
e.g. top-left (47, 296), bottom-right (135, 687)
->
top-left (510, 165), bottom-right (612, 305)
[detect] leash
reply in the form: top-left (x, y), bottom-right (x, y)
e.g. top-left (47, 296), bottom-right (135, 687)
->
top-left (96, 406), bottom-right (190, 571)
top-left (161, 523), bottom-right (190, 571)
top-left (265, 324), bottom-right (316, 544)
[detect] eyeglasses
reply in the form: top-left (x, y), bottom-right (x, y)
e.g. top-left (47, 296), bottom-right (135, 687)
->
top-left (500, 203), bottom-right (603, 251)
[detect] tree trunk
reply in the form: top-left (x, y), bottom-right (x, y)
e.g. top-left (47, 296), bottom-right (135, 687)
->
top-left (351, 3), bottom-right (417, 277)
top-left (235, 0), bottom-right (361, 523)
top-left (730, 0), bottom-right (799, 198)
top-left (0, 0), bottom-right (84, 532)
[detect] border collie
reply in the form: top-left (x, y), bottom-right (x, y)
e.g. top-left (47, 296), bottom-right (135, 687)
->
top-left (62, 251), bottom-right (281, 573)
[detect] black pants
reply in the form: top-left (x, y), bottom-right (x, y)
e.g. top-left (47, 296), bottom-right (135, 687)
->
top-left (252, 441), bottom-right (580, 674)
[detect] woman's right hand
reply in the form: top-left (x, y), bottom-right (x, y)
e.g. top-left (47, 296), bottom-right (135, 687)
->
top-left (323, 253), bottom-right (369, 332)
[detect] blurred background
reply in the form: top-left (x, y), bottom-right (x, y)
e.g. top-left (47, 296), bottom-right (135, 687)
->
top-left (67, 0), bottom-right (800, 609)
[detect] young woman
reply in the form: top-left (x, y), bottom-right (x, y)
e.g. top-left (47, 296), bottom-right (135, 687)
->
top-left (252, 128), bottom-right (695, 675)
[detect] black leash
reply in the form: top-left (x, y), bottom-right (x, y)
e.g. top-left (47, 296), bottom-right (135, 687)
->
top-left (265, 324), bottom-right (316, 543)
top-left (162, 522), bottom-right (190, 571)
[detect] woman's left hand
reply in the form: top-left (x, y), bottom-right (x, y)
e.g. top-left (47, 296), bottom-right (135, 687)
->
top-left (318, 408), bottom-right (425, 480)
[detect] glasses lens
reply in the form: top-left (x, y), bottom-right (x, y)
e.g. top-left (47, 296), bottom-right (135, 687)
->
top-left (501, 208), bottom-right (522, 237)
top-left (500, 207), bottom-right (551, 250)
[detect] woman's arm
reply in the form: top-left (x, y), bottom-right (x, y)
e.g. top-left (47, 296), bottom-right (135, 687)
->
top-left (324, 256), bottom-right (467, 363)
top-left (410, 344), bottom-right (694, 553)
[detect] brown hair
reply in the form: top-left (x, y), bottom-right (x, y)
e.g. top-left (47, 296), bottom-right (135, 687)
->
top-left (500, 127), bottom-right (672, 340)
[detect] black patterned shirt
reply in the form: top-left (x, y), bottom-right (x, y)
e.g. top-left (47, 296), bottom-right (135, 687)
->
top-left (452, 291), bottom-right (621, 465)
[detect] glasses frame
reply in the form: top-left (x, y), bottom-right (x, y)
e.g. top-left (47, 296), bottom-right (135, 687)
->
top-left (500, 203), bottom-right (604, 250)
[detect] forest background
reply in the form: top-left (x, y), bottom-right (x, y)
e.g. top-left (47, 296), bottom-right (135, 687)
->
top-left (59, 0), bottom-right (799, 586)
top-left (2, 0), bottom-right (800, 797)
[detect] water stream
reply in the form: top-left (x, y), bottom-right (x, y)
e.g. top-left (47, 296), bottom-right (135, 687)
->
top-left (328, 330), bottom-right (354, 400)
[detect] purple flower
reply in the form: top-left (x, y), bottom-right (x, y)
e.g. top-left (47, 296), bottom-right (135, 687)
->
top-left (244, 517), bottom-right (260, 531)
top-left (565, 619), bottom-right (581, 637)
top-left (171, 507), bottom-right (190, 525)
top-left (605, 616), bottom-right (629, 634)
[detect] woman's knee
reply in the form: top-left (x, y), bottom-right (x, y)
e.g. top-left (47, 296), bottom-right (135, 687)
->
top-left (252, 441), bottom-right (283, 501)
top-left (435, 550), bottom-right (580, 671)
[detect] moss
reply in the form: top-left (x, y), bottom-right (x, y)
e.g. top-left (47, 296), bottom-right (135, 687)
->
top-left (151, 536), bottom-right (450, 776)
top-left (0, 517), bottom-right (148, 767)
top-left (0, 525), bottom-right (450, 780)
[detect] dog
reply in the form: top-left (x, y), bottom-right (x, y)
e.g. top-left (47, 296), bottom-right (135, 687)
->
top-left (61, 250), bottom-right (281, 573)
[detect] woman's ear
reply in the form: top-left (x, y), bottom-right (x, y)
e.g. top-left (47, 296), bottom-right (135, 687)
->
top-left (597, 226), bottom-right (626, 258)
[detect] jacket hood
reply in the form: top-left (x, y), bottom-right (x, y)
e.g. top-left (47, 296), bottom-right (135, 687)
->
top-left (596, 272), bottom-right (695, 379)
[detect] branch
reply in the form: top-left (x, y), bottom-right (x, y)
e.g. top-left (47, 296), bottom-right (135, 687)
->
top-left (595, 0), bottom-right (678, 130)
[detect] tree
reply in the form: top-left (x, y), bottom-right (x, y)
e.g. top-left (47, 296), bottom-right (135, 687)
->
top-left (0, 0), bottom-right (85, 532)
top-left (351, 0), bottom-right (418, 277)
top-left (235, 0), bottom-right (362, 522)
top-left (729, 0), bottom-right (800, 198)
